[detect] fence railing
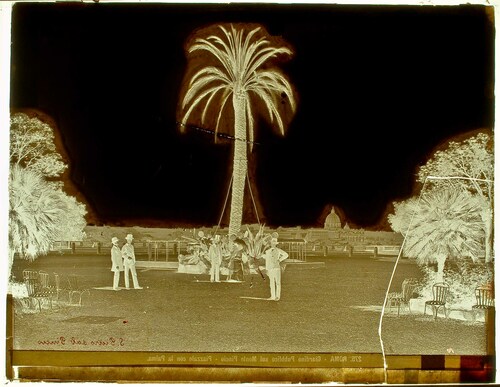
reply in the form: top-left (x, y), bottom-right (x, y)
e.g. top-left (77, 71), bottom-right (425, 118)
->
top-left (279, 241), bottom-right (307, 261)
top-left (49, 240), bottom-right (400, 260)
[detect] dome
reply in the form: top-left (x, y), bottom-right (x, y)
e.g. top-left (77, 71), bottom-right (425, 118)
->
top-left (324, 208), bottom-right (341, 230)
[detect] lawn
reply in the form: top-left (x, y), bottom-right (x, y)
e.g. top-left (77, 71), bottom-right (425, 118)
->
top-left (9, 253), bottom-right (490, 355)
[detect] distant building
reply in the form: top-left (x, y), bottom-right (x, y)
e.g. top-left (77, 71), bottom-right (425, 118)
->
top-left (324, 208), bottom-right (341, 230)
top-left (301, 206), bottom-right (364, 245)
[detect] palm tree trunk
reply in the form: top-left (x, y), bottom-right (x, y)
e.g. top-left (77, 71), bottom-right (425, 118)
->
top-left (436, 254), bottom-right (446, 282)
top-left (477, 196), bottom-right (493, 263)
top-left (228, 94), bottom-right (247, 236)
top-left (8, 249), bottom-right (15, 282)
top-left (484, 209), bottom-right (493, 263)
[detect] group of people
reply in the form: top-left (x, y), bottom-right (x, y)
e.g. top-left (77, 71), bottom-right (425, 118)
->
top-left (206, 234), bottom-right (289, 301)
top-left (110, 234), bottom-right (143, 291)
top-left (111, 231), bottom-right (289, 301)
top-left (206, 234), bottom-right (247, 283)
top-left (178, 232), bottom-right (249, 280)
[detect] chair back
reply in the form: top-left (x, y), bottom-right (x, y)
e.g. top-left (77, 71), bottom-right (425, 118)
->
top-left (39, 271), bottom-right (51, 288)
top-left (53, 273), bottom-right (62, 290)
top-left (24, 278), bottom-right (39, 297)
top-left (22, 270), bottom-right (39, 281)
top-left (432, 282), bottom-right (449, 303)
top-left (401, 278), bottom-right (418, 302)
top-left (475, 286), bottom-right (494, 307)
top-left (68, 274), bottom-right (80, 290)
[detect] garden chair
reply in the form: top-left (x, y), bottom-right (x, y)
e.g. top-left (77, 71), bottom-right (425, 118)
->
top-left (472, 285), bottom-right (494, 315)
top-left (38, 271), bottom-right (55, 291)
top-left (22, 269), bottom-right (39, 281)
top-left (38, 270), bottom-right (58, 301)
top-left (471, 285), bottom-right (494, 322)
top-left (387, 278), bottom-right (418, 316)
top-left (424, 282), bottom-right (449, 320)
top-left (53, 272), bottom-right (72, 305)
top-left (24, 277), bottom-right (53, 312)
top-left (67, 274), bottom-right (90, 306)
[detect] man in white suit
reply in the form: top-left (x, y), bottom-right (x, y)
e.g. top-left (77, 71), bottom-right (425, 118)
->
top-left (208, 234), bottom-right (222, 282)
top-left (121, 234), bottom-right (143, 289)
top-left (110, 237), bottom-right (124, 290)
top-left (261, 238), bottom-right (288, 301)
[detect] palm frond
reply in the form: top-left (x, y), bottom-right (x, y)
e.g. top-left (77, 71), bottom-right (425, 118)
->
top-left (245, 46), bottom-right (292, 80)
top-left (202, 86), bottom-right (228, 125)
top-left (251, 87), bottom-right (285, 134)
top-left (9, 165), bottom-right (68, 260)
top-left (214, 89), bottom-right (233, 134)
top-left (241, 27), bottom-right (263, 67)
top-left (181, 24), bottom-right (295, 135)
top-left (403, 189), bottom-right (484, 265)
top-left (247, 71), bottom-right (296, 111)
top-left (188, 66), bottom-right (231, 89)
top-left (182, 85), bottom-right (229, 124)
top-left (183, 72), bottom-right (228, 108)
top-left (190, 38), bottom-right (235, 81)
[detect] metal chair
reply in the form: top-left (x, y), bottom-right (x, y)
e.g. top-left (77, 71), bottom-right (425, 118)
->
top-left (67, 274), bottom-right (90, 306)
top-left (472, 285), bottom-right (494, 322)
top-left (473, 286), bottom-right (494, 309)
top-left (424, 282), bottom-right (449, 320)
top-left (22, 269), bottom-right (39, 281)
top-left (24, 277), bottom-right (53, 312)
top-left (387, 278), bottom-right (418, 316)
top-left (53, 272), bottom-right (72, 305)
top-left (39, 270), bottom-right (58, 302)
top-left (38, 271), bottom-right (55, 291)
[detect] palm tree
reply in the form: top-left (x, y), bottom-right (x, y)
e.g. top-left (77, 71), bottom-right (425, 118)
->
top-left (402, 188), bottom-right (484, 282)
top-left (8, 165), bottom-right (68, 276)
top-left (178, 24), bottom-right (296, 236)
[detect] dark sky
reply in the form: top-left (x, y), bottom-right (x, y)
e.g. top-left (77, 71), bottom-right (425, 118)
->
top-left (10, 3), bottom-right (494, 230)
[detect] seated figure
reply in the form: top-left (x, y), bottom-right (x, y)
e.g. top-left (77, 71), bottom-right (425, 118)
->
top-left (178, 245), bottom-right (208, 274)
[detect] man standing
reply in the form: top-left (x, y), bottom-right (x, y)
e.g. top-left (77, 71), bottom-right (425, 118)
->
top-left (111, 237), bottom-right (124, 291)
top-left (228, 238), bottom-right (245, 281)
top-left (208, 234), bottom-right (222, 282)
top-left (121, 234), bottom-right (143, 289)
top-left (261, 238), bottom-right (288, 301)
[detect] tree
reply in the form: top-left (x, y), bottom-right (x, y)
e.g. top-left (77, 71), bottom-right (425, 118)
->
top-left (9, 111), bottom-right (88, 278)
top-left (54, 194), bottom-right (87, 242)
top-left (9, 167), bottom-right (63, 272)
top-left (388, 198), bottom-right (420, 237)
top-left (10, 112), bottom-right (67, 178)
top-left (389, 189), bottom-right (484, 281)
top-left (178, 24), bottom-right (296, 236)
top-left (417, 132), bottom-right (493, 262)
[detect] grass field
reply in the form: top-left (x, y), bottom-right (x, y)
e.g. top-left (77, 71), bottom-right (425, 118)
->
top-left (10, 253), bottom-right (490, 355)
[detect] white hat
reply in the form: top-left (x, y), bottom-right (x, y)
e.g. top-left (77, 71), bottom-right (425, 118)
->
top-left (271, 237), bottom-right (279, 244)
top-left (111, 237), bottom-right (119, 244)
top-left (125, 234), bottom-right (134, 241)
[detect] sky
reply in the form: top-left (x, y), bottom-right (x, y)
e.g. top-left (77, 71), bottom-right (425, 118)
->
top-left (9, 2), bottom-right (494, 230)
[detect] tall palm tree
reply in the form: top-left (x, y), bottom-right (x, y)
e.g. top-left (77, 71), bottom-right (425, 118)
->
top-left (403, 188), bottom-right (484, 282)
top-left (178, 24), bottom-right (296, 236)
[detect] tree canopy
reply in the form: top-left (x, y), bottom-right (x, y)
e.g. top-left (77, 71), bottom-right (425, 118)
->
top-left (9, 112), bottom-right (87, 269)
top-left (10, 112), bottom-right (67, 178)
top-left (418, 132), bottom-right (493, 200)
top-left (389, 131), bottom-right (493, 265)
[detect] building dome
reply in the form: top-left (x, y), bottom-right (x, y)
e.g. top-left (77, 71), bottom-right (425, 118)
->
top-left (324, 208), bottom-right (341, 230)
